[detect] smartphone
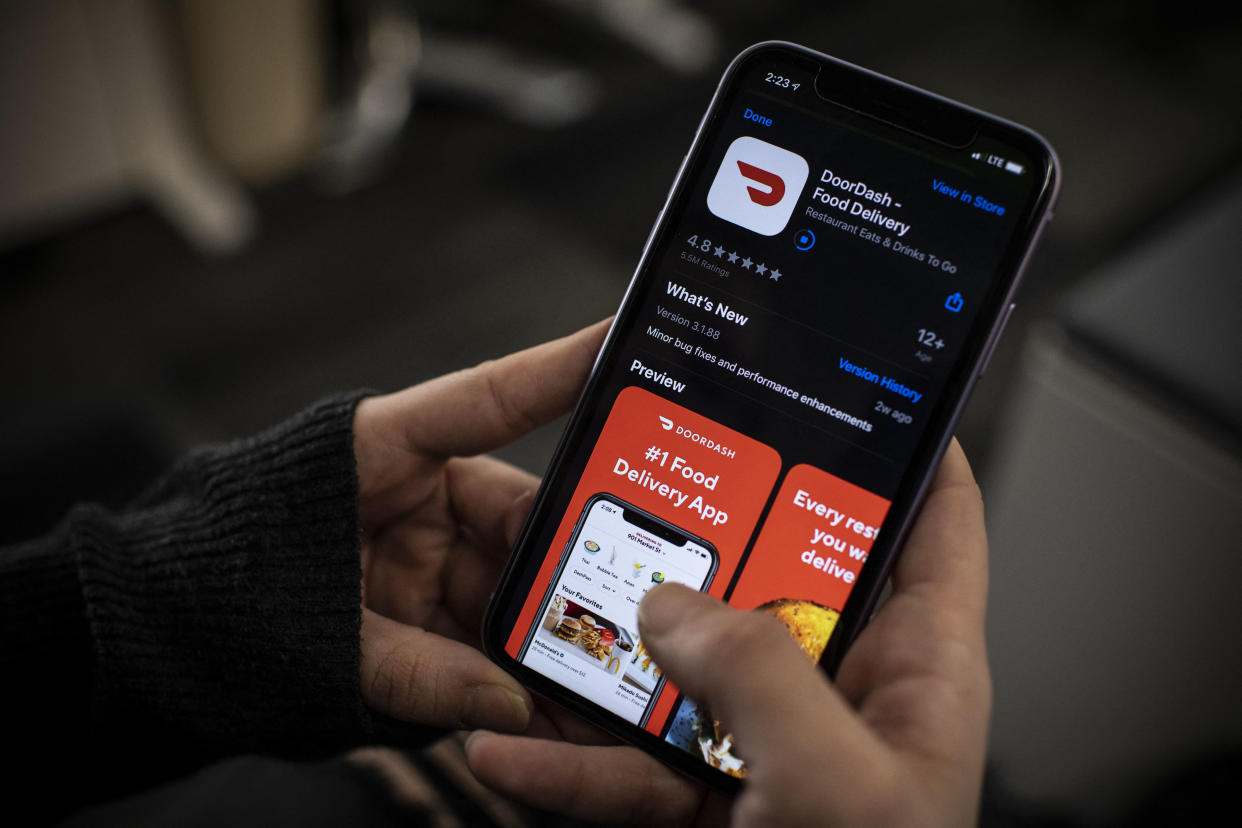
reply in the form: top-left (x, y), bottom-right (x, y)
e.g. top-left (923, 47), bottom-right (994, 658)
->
top-left (516, 493), bottom-right (718, 726)
top-left (484, 41), bottom-right (1059, 788)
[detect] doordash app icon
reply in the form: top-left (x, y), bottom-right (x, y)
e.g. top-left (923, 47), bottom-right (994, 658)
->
top-left (707, 136), bottom-right (809, 236)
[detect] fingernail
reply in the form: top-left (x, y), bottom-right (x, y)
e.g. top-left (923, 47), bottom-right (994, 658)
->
top-left (465, 684), bottom-right (531, 732)
top-left (463, 729), bottom-right (490, 755)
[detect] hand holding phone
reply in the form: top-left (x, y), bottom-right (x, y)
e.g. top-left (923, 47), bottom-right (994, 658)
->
top-left (467, 440), bottom-right (992, 826)
top-left (349, 320), bottom-right (610, 734)
top-left (484, 40), bottom-right (1056, 788)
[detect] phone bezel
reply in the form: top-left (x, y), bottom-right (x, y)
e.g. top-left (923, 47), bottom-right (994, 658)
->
top-left (482, 41), bottom-right (1059, 792)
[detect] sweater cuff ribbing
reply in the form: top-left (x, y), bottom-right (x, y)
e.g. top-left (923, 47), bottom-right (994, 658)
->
top-left (77, 392), bottom-right (372, 759)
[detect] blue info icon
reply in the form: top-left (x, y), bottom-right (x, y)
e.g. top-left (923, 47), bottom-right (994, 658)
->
top-left (794, 229), bottom-right (816, 251)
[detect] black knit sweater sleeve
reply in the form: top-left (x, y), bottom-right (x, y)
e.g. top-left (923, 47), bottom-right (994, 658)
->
top-left (0, 392), bottom-right (377, 810)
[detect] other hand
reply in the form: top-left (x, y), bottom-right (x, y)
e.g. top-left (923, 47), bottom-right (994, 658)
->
top-left (351, 319), bottom-right (609, 733)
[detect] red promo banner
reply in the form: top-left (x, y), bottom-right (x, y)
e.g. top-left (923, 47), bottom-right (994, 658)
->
top-left (728, 463), bottom-right (891, 614)
top-left (504, 385), bottom-right (782, 732)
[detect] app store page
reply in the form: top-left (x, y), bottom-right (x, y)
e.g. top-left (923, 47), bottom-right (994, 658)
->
top-left (501, 59), bottom-right (1042, 777)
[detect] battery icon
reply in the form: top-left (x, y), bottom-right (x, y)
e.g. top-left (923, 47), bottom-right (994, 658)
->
top-left (1004, 160), bottom-right (1025, 175)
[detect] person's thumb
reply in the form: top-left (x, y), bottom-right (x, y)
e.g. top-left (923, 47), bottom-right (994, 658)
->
top-left (637, 585), bottom-right (882, 779)
top-left (360, 608), bottom-right (532, 732)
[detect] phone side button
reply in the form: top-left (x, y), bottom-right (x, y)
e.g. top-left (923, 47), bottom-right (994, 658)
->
top-left (977, 302), bottom-right (1015, 377)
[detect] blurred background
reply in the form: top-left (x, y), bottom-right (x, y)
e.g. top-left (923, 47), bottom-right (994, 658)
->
top-left (2, 1), bottom-right (1240, 825)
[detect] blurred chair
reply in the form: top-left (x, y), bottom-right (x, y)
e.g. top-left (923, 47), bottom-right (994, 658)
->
top-left (321, 0), bottom-right (720, 190)
top-left (0, 0), bottom-right (719, 250)
top-left (537, 0), bottom-right (718, 74)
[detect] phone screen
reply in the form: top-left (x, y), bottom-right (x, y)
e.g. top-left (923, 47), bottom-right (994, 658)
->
top-left (487, 43), bottom-right (1056, 783)
top-left (518, 495), bottom-right (717, 724)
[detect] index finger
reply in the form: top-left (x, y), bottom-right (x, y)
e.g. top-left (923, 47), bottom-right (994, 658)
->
top-left (833, 438), bottom-right (991, 767)
top-left (864, 439), bottom-right (988, 675)
top-left (369, 318), bottom-right (610, 458)
top-left (887, 439), bottom-right (989, 641)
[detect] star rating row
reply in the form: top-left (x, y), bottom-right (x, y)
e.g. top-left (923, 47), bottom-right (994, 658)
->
top-left (711, 244), bottom-right (782, 281)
